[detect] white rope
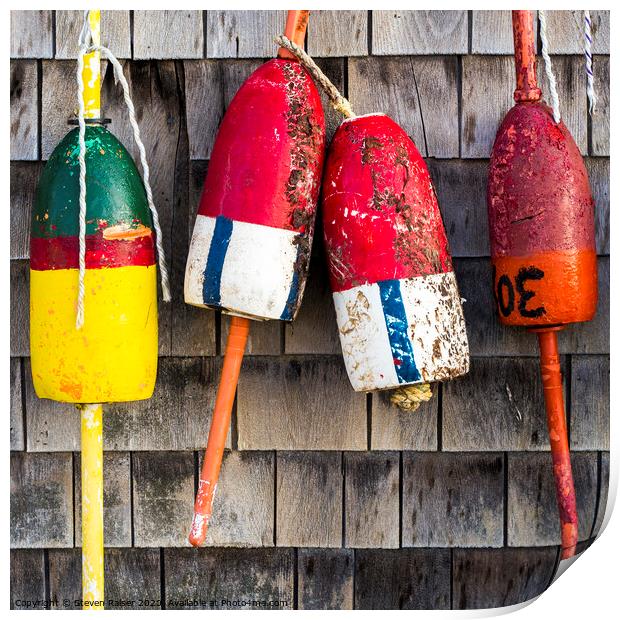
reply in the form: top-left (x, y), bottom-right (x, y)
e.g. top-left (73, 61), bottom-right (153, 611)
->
top-left (538, 10), bottom-right (561, 124)
top-left (583, 10), bottom-right (597, 115)
top-left (76, 15), bottom-right (89, 329)
top-left (76, 12), bottom-right (170, 329)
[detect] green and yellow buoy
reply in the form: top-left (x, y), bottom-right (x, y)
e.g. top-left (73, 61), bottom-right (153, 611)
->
top-left (29, 10), bottom-right (159, 608)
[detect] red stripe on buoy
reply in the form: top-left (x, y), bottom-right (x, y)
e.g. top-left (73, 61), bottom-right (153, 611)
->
top-left (30, 233), bottom-right (155, 270)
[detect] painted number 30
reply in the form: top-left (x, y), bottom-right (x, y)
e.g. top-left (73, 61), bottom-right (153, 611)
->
top-left (492, 266), bottom-right (546, 318)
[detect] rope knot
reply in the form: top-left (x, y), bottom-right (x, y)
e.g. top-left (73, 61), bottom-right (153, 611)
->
top-left (390, 382), bottom-right (434, 412)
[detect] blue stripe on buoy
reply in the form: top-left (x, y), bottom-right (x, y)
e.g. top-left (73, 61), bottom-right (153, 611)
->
top-left (202, 215), bottom-right (233, 306)
top-left (377, 279), bottom-right (421, 384)
top-left (280, 268), bottom-right (300, 321)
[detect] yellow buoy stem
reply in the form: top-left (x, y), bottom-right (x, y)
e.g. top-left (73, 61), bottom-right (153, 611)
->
top-left (82, 10), bottom-right (101, 119)
top-left (81, 403), bottom-right (104, 609)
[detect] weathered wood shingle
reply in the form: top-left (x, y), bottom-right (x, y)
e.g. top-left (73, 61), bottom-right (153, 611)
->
top-left (298, 548), bottom-right (354, 610)
top-left (402, 453), bottom-right (504, 547)
top-left (134, 11), bottom-right (203, 59)
top-left (592, 56), bottom-right (610, 156)
top-left (10, 260), bottom-right (29, 358)
top-left (55, 10), bottom-right (131, 59)
top-left (452, 547), bottom-right (557, 609)
top-left (371, 392), bottom-right (437, 450)
top-left (206, 11), bottom-right (285, 59)
top-left (10, 550), bottom-right (46, 609)
top-left (165, 547), bottom-right (294, 609)
top-left (10, 358), bottom-right (24, 451)
top-left (132, 451), bottom-right (194, 547)
top-left (344, 451), bottom-right (399, 548)
top-left (372, 11), bottom-right (468, 55)
top-left (544, 10), bottom-right (609, 54)
top-left (507, 451), bottom-right (598, 546)
top-left (237, 358), bottom-right (366, 450)
top-left (355, 548), bottom-right (451, 609)
top-left (10, 162), bottom-right (41, 259)
top-left (348, 56), bottom-right (459, 158)
top-left (570, 356), bottom-right (609, 451)
top-left (443, 357), bottom-right (549, 452)
top-left (276, 451), bottom-right (343, 548)
top-left (74, 452), bottom-right (132, 547)
top-left (10, 452), bottom-right (73, 548)
top-left (203, 451), bottom-right (274, 547)
top-left (11, 10), bottom-right (53, 58)
top-left (10, 61), bottom-right (38, 160)
top-left (471, 11), bottom-right (537, 55)
top-left (48, 548), bottom-right (162, 609)
top-left (307, 11), bottom-right (368, 57)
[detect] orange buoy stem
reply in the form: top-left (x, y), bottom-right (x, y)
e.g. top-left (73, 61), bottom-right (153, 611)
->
top-left (278, 10), bottom-right (310, 59)
top-left (189, 316), bottom-right (249, 546)
top-left (536, 328), bottom-right (578, 559)
top-left (512, 10), bottom-right (542, 102)
top-left (188, 8), bottom-right (313, 549)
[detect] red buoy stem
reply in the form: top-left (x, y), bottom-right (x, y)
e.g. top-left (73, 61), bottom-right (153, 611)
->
top-left (535, 328), bottom-right (578, 559)
top-left (512, 10), bottom-right (542, 102)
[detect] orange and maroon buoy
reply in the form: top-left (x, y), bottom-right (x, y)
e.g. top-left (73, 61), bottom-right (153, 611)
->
top-left (487, 10), bottom-right (598, 559)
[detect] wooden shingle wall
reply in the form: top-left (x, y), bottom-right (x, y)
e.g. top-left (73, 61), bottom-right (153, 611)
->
top-left (10, 10), bottom-right (609, 610)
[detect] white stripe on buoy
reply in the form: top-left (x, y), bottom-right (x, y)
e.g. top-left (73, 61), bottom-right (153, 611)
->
top-left (333, 271), bottom-right (469, 392)
top-left (184, 214), bottom-right (301, 321)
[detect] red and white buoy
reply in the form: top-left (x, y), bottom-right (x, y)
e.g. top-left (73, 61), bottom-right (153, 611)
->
top-left (185, 11), bottom-right (325, 546)
top-left (276, 35), bottom-right (469, 408)
top-left (323, 114), bottom-right (469, 392)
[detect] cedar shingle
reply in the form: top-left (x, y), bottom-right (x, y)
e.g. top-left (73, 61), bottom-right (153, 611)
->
top-left (276, 451), bottom-right (342, 547)
top-left (452, 547), bottom-right (557, 609)
top-left (298, 548), bottom-right (354, 610)
top-left (55, 11), bottom-right (131, 59)
top-left (355, 548), bottom-right (451, 609)
top-left (10, 452), bottom-right (73, 548)
top-left (237, 357), bottom-right (366, 450)
top-left (74, 452), bottom-right (132, 547)
top-left (344, 451), bottom-right (399, 548)
top-left (133, 11), bottom-right (203, 59)
top-left (206, 11), bottom-right (286, 59)
top-left (307, 11), bottom-right (368, 57)
top-left (10, 61), bottom-right (38, 160)
top-left (372, 11), bottom-right (468, 55)
top-left (10, 358), bottom-right (24, 451)
top-left (348, 56), bottom-right (459, 158)
top-left (165, 547), bottom-right (294, 609)
top-left (132, 451), bottom-right (194, 547)
top-left (402, 452), bottom-right (504, 547)
top-left (507, 451), bottom-right (598, 546)
top-left (11, 10), bottom-right (53, 58)
top-left (10, 550), bottom-right (46, 609)
top-left (570, 356), bottom-right (609, 450)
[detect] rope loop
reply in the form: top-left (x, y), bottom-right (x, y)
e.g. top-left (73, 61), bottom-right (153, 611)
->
top-left (538, 10), bottom-right (561, 124)
top-left (274, 35), bottom-right (356, 119)
top-left (75, 11), bottom-right (170, 329)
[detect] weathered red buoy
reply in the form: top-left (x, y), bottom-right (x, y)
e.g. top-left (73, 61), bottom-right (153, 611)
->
top-left (487, 10), bottom-right (597, 559)
top-left (185, 10), bottom-right (326, 547)
top-left (185, 42), bottom-right (325, 320)
top-left (322, 113), bottom-right (469, 393)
